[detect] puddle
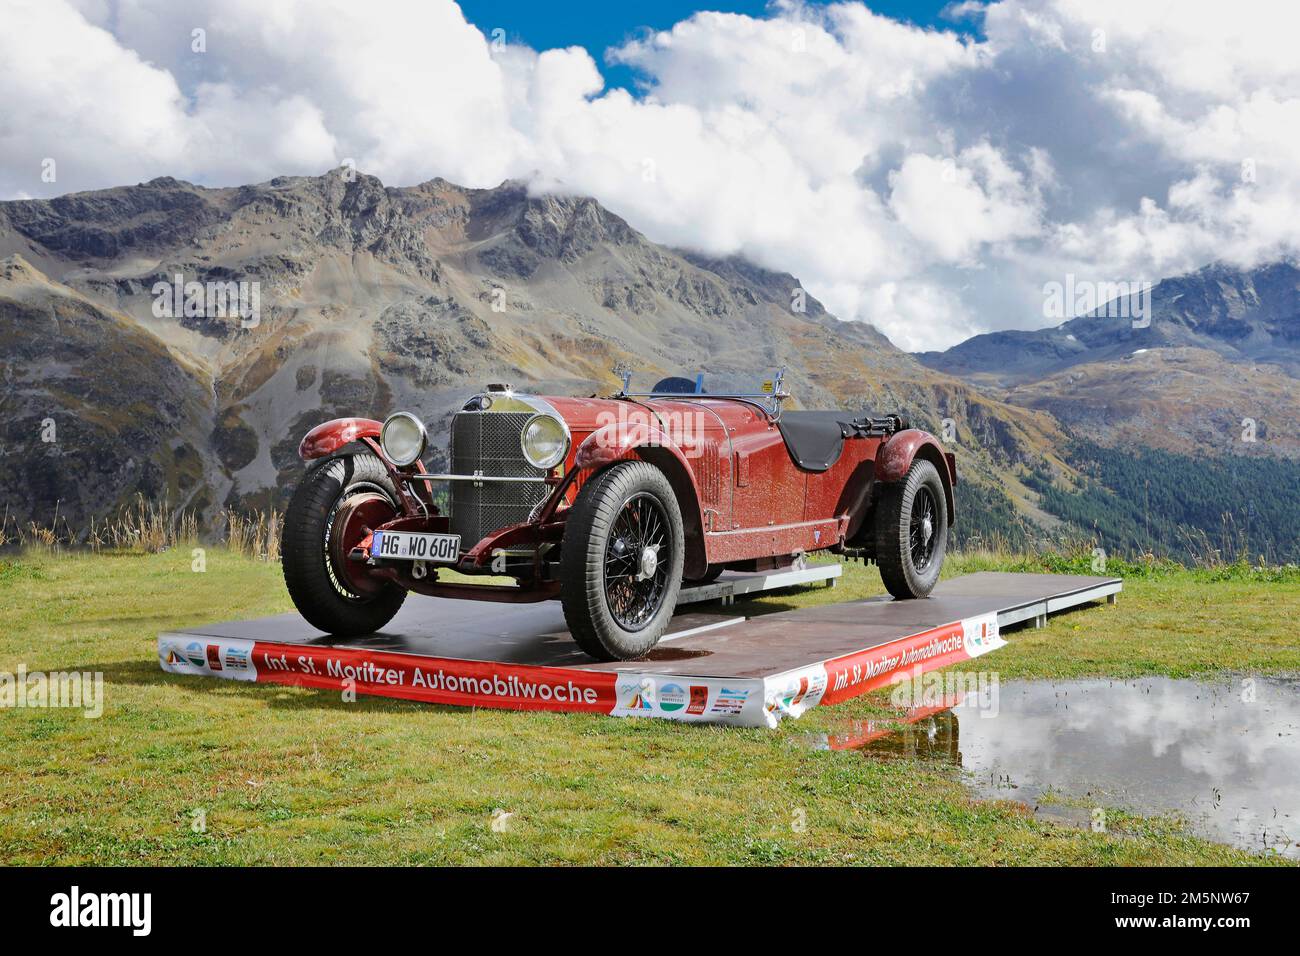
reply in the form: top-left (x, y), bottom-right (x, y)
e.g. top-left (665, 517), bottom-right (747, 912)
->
top-left (809, 677), bottom-right (1300, 859)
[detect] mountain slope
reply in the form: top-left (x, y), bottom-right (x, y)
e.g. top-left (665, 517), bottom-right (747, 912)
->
top-left (0, 255), bottom-right (214, 525)
top-left (1005, 347), bottom-right (1300, 458)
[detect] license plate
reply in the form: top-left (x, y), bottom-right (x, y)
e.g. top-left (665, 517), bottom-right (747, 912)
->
top-left (370, 531), bottom-right (461, 563)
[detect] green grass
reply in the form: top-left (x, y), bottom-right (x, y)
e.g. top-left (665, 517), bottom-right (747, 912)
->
top-left (0, 548), bottom-right (1295, 866)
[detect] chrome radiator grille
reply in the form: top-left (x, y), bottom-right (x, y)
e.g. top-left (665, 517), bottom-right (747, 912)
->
top-left (449, 411), bottom-right (548, 546)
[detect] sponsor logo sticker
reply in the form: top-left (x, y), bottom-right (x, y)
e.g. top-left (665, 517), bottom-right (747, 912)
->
top-left (618, 678), bottom-right (654, 711)
top-left (658, 683), bottom-right (687, 712)
top-left (962, 612), bottom-right (1001, 656)
top-left (710, 687), bottom-right (750, 715)
top-left (766, 665), bottom-right (829, 716)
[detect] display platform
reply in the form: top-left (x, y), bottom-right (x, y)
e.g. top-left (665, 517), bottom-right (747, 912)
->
top-left (158, 570), bottom-right (1120, 728)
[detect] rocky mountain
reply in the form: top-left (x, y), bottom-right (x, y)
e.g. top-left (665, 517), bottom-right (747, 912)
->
top-left (917, 262), bottom-right (1300, 462)
top-left (919, 262), bottom-right (1300, 385)
top-left (0, 170), bottom-right (1067, 543)
top-left (0, 255), bottom-right (213, 527)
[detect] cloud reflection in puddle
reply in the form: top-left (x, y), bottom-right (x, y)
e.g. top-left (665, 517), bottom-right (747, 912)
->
top-left (808, 676), bottom-right (1299, 859)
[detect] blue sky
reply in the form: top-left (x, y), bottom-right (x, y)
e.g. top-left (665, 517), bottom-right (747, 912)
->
top-left (458, 1), bottom-right (974, 90)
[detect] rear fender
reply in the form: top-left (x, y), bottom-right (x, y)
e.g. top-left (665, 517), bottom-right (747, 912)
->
top-left (573, 423), bottom-right (709, 579)
top-left (875, 429), bottom-right (956, 520)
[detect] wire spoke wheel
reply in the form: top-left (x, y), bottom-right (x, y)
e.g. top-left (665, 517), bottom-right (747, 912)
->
top-left (561, 461), bottom-right (686, 661)
top-left (324, 482), bottom-right (395, 601)
top-left (603, 492), bottom-right (671, 630)
top-left (875, 458), bottom-right (948, 600)
top-left (908, 486), bottom-right (937, 571)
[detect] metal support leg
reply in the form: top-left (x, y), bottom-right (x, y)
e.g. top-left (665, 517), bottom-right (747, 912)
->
top-left (1107, 593), bottom-right (1118, 605)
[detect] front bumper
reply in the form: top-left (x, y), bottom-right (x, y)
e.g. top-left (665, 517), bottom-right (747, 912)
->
top-left (413, 472), bottom-right (549, 485)
top-left (344, 465), bottom-right (581, 597)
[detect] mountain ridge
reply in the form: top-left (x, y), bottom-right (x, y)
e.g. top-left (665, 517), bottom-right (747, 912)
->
top-left (6, 170), bottom-right (1292, 559)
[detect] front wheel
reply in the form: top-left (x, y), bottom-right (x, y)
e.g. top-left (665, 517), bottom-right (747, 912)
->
top-left (281, 452), bottom-right (407, 636)
top-left (874, 459), bottom-right (948, 599)
top-left (560, 461), bottom-right (685, 661)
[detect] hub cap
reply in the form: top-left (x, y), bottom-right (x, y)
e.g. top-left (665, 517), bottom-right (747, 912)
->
top-left (637, 545), bottom-right (659, 582)
top-left (327, 487), bottom-right (396, 599)
top-left (604, 492), bottom-right (671, 631)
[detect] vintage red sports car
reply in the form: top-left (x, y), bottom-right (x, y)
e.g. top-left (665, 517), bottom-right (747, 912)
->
top-left (281, 370), bottom-right (956, 660)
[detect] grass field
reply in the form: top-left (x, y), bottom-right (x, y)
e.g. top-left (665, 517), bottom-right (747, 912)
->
top-left (1, 548), bottom-right (1297, 865)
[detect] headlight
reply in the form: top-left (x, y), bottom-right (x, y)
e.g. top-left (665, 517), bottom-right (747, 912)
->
top-left (380, 412), bottom-right (427, 467)
top-left (520, 414), bottom-right (570, 470)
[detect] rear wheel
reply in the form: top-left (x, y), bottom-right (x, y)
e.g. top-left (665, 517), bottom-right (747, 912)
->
top-left (561, 461), bottom-right (685, 661)
top-left (281, 453), bottom-right (407, 636)
top-left (875, 458), bottom-right (947, 599)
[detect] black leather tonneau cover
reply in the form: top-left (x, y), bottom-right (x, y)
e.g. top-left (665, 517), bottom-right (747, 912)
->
top-left (776, 410), bottom-right (872, 472)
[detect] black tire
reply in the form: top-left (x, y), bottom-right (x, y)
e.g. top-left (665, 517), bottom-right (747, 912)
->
top-left (281, 453), bottom-right (406, 636)
top-left (875, 458), bottom-right (948, 599)
top-left (561, 461), bottom-right (685, 661)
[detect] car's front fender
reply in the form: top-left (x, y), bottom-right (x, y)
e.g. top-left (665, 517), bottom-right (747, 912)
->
top-left (572, 421), bottom-right (709, 578)
top-left (573, 421), bottom-right (689, 473)
top-left (298, 417), bottom-right (383, 460)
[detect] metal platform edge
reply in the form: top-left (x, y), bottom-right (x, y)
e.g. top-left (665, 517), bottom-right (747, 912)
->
top-left (756, 574), bottom-right (1123, 725)
top-left (678, 563), bottom-right (841, 606)
top-left (996, 577), bottom-right (1122, 629)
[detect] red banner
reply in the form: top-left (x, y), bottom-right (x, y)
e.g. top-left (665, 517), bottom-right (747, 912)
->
top-left (249, 642), bottom-right (618, 713)
top-left (818, 619), bottom-right (976, 706)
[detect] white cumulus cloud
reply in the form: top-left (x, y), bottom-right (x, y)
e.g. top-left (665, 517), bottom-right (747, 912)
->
top-left (1, 0), bottom-right (1298, 351)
